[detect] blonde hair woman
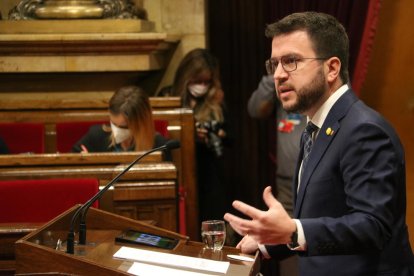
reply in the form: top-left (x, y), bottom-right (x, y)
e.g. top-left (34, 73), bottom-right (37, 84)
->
top-left (72, 86), bottom-right (171, 159)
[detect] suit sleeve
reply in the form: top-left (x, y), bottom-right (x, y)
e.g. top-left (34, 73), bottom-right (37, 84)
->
top-left (264, 244), bottom-right (296, 260)
top-left (301, 121), bottom-right (404, 256)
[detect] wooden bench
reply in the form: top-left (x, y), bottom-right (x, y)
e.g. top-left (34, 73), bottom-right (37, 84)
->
top-left (0, 152), bottom-right (177, 230)
top-left (0, 97), bottom-right (198, 241)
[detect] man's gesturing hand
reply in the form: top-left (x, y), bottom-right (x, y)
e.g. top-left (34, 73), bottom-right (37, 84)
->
top-left (224, 186), bottom-right (296, 245)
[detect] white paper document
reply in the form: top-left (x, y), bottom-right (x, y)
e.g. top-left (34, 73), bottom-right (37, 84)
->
top-left (128, 262), bottom-right (220, 276)
top-left (113, 246), bottom-right (230, 274)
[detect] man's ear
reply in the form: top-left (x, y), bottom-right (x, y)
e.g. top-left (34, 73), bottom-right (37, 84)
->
top-left (325, 57), bottom-right (341, 83)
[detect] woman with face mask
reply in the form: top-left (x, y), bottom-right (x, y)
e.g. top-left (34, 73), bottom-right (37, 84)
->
top-left (158, 48), bottom-right (233, 227)
top-left (72, 86), bottom-right (171, 160)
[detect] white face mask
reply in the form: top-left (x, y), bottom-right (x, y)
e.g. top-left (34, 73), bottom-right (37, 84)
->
top-left (188, 84), bottom-right (209, 97)
top-left (110, 122), bottom-right (131, 144)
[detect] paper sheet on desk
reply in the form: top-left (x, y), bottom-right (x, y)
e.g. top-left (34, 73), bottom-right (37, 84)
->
top-left (128, 262), bottom-right (220, 276)
top-left (114, 246), bottom-right (229, 274)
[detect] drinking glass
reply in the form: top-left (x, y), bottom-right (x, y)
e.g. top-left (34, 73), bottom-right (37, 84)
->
top-left (201, 220), bottom-right (226, 250)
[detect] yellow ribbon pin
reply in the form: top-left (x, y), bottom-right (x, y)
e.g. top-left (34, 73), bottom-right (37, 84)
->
top-left (326, 127), bottom-right (334, 136)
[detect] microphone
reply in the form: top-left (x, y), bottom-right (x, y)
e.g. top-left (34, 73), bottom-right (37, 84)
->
top-left (66, 139), bottom-right (181, 254)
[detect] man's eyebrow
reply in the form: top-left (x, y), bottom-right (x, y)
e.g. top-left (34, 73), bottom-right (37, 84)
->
top-left (271, 53), bottom-right (301, 59)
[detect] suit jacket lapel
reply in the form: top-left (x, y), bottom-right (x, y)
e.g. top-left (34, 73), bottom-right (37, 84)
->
top-left (293, 90), bottom-right (359, 218)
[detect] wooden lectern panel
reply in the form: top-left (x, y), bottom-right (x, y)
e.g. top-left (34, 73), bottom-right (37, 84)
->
top-left (15, 206), bottom-right (259, 276)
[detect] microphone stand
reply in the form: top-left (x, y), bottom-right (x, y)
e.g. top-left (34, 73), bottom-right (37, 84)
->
top-left (66, 140), bottom-right (180, 254)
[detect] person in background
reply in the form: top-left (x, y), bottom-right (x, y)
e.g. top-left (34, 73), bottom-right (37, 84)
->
top-left (248, 74), bottom-right (304, 276)
top-left (160, 48), bottom-right (232, 224)
top-left (72, 85), bottom-right (171, 160)
top-left (225, 12), bottom-right (414, 275)
top-left (248, 74), bottom-right (306, 217)
top-left (0, 136), bottom-right (9, 154)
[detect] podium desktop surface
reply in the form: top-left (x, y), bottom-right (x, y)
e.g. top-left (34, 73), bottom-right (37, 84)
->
top-left (15, 206), bottom-right (259, 276)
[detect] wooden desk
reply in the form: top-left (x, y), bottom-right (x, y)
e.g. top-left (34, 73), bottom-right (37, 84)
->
top-left (15, 207), bottom-right (259, 276)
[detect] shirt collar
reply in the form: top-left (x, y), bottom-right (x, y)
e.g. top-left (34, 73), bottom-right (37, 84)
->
top-left (308, 84), bottom-right (349, 129)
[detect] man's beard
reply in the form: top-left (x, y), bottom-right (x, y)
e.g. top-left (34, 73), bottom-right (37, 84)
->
top-left (284, 68), bottom-right (326, 114)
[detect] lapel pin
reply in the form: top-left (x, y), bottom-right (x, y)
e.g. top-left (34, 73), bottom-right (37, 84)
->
top-left (326, 127), bottom-right (334, 136)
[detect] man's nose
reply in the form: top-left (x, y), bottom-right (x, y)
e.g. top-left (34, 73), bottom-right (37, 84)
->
top-left (273, 62), bottom-right (288, 81)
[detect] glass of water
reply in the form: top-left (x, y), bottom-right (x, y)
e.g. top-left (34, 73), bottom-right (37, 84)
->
top-left (201, 220), bottom-right (226, 250)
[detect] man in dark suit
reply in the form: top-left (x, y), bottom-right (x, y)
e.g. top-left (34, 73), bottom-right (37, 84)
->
top-left (224, 12), bottom-right (414, 275)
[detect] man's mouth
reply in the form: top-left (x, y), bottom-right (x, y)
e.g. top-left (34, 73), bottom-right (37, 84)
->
top-left (278, 86), bottom-right (294, 94)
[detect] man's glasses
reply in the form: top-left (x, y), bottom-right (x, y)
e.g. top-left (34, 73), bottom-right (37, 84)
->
top-left (265, 56), bottom-right (328, 74)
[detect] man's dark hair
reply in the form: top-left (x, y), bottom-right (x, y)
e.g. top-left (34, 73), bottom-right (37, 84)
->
top-left (265, 12), bottom-right (349, 84)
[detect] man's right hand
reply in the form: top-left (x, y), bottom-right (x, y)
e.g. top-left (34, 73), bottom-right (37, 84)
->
top-left (236, 235), bottom-right (259, 254)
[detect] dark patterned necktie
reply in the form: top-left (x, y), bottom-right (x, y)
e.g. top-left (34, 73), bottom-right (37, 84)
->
top-left (300, 122), bottom-right (318, 183)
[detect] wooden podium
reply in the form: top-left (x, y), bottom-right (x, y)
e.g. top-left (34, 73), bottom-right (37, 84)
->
top-left (15, 206), bottom-right (259, 275)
